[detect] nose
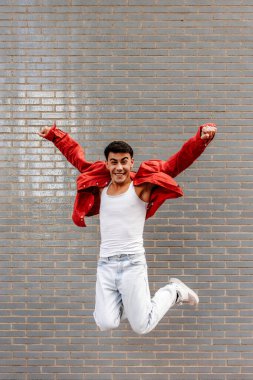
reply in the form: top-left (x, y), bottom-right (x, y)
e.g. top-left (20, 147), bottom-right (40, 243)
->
top-left (116, 162), bottom-right (123, 171)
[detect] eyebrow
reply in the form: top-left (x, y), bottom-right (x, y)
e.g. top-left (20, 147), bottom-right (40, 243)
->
top-left (110, 156), bottom-right (129, 162)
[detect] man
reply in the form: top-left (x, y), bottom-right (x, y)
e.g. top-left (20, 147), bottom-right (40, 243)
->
top-left (38, 122), bottom-right (217, 334)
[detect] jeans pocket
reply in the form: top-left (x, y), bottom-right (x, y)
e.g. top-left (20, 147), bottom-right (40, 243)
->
top-left (129, 254), bottom-right (146, 266)
top-left (97, 258), bottom-right (108, 267)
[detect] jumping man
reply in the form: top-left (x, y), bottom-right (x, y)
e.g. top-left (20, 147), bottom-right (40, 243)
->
top-left (38, 122), bottom-right (217, 334)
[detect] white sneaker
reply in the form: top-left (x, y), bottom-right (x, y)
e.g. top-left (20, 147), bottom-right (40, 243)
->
top-left (170, 278), bottom-right (199, 306)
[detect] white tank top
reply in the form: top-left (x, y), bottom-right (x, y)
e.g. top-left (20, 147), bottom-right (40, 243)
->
top-left (99, 181), bottom-right (147, 258)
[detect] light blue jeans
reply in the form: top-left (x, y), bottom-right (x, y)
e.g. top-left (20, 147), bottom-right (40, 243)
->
top-left (93, 253), bottom-right (177, 335)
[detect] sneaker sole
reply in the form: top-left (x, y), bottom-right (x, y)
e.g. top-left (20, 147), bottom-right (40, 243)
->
top-left (170, 278), bottom-right (199, 306)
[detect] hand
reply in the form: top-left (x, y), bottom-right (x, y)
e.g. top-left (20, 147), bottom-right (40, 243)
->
top-left (38, 126), bottom-right (51, 138)
top-left (201, 124), bottom-right (217, 141)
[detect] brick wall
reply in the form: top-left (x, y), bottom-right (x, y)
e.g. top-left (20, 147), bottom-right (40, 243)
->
top-left (1, 1), bottom-right (253, 379)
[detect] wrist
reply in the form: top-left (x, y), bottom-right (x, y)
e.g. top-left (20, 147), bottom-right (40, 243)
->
top-left (44, 123), bottom-right (57, 141)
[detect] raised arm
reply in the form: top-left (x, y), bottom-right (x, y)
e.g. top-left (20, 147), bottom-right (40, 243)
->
top-left (38, 123), bottom-right (92, 173)
top-left (162, 123), bottom-right (217, 177)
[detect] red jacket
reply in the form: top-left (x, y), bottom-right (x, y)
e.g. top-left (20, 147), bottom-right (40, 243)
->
top-left (44, 123), bottom-right (215, 227)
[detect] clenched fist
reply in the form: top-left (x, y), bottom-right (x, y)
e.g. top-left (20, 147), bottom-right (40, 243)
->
top-left (201, 124), bottom-right (217, 141)
top-left (38, 126), bottom-right (51, 138)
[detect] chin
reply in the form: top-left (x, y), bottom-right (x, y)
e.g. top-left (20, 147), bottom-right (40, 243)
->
top-left (114, 176), bottom-right (126, 183)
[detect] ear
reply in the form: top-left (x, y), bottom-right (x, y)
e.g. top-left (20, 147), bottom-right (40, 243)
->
top-left (105, 160), bottom-right (109, 170)
top-left (130, 158), bottom-right (134, 169)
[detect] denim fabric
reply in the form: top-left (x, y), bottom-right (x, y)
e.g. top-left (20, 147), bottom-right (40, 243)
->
top-left (93, 253), bottom-right (177, 335)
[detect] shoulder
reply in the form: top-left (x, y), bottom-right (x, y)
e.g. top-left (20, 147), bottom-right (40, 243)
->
top-left (134, 182), bottom-right (154, 203)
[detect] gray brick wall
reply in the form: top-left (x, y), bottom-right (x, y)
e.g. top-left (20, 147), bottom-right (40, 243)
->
top-left (0, 0), bottom-right (253, 379)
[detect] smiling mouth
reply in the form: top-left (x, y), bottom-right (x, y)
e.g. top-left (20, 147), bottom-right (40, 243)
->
top-left (114, 173), bottom-right (126, 179)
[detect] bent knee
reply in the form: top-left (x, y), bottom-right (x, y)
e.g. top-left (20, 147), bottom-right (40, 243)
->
top-left (94, 312), bottom-right (120, 332)
top-left (130, 321), bottom-right (151, 335)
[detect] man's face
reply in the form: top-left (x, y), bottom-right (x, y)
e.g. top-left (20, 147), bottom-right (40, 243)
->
top-left (106, 152), bottom-right (134, 185)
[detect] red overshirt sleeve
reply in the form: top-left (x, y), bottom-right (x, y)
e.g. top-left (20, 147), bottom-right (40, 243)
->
top-left (43, 123), bottom-right (92, 173)
top-left (161, 123), bottom-right (216, 177)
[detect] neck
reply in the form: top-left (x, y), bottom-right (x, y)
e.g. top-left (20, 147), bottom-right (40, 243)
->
top-left (108, 179), bottom-right (132, 195)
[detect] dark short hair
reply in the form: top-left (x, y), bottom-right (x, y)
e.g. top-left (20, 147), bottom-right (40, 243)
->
top-left (104, 141), bottom-right (134, 160)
